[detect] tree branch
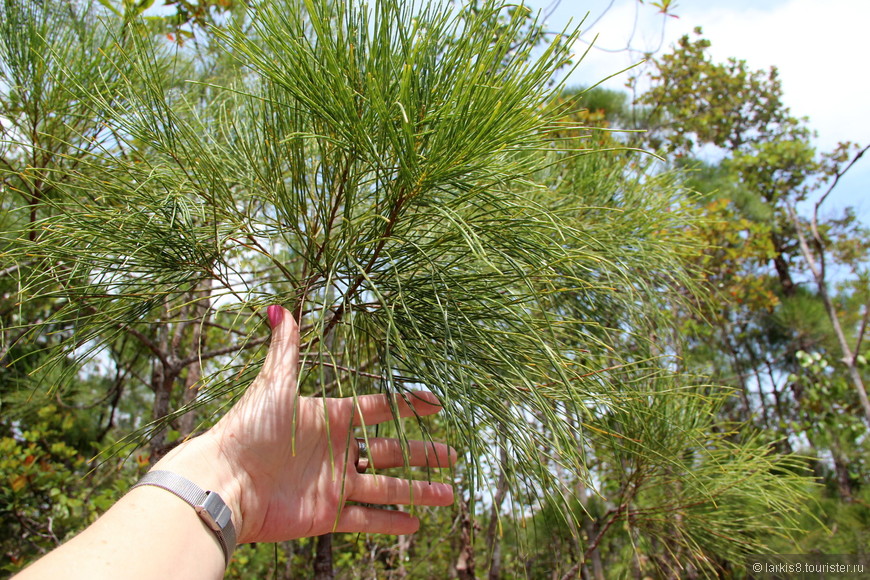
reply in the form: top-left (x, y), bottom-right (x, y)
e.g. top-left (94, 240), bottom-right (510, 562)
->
top-left (787, 203), bottom-right (870, 422)
top-left (177, 335), bottom-right (268, 368)
top-left (320, 185), bottom-right (411, 339)
top-left (113, 318), bottom-right (170, 368)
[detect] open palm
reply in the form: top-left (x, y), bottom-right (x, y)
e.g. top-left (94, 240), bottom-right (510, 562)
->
top-left (207, 305), bottom-right (456, 544)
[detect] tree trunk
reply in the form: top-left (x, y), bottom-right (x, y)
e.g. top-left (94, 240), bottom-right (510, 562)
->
top-left (831, 444), bottom-right (854, 500)
top-left (150, 360), bottom-right (178, 461)
top-left (577, 486), bottom-right (604, 580)
top-left (391, 532), bottom-right (411, 579)
top-left (770, 233), bottom-right (796, 298)
top-left (179, 285), bottom-right (210, 437)
top-left (486, 444), bottom-right (509, 580)
top-left (149, 302), bottom-right (176, 461)
top-left (313, 534), bottom-right (334, 580)
top-left (455, 498), bottom-right (475, 580)
top-left (178, 362), bottom-right (201, 437)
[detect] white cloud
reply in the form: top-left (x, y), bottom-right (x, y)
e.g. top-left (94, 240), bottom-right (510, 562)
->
top-left (687, 0), bottom-right (870, 152)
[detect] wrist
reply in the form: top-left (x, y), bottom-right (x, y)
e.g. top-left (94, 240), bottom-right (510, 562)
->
top-left (151, 433), bottom-right (244, 541)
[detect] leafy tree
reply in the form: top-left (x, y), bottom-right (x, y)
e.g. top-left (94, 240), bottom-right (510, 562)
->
top-left (634, 27), bottom-right (869, 436)
top-left (631, 26), bottom-right (870, 562)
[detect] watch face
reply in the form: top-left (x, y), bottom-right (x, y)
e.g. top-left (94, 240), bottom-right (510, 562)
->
top-left (134, 471), bottom-right (235, 564)
top-left (199, 491), bottom-right (233, 531)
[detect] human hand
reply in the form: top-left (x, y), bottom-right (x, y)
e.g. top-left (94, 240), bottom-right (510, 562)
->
top-left (156, 305), bottom-right (456, 545)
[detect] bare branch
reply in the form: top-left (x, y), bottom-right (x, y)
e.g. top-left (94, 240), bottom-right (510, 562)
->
top-left (113, 319), bottom-right (170, 368)
top-left (177, 335), bottom-right (268, 368)
top-left (305, 360), bottom-right (387, 381)
top-left (788, 203), bottom-right (870, 422)
top-left (853, 301), bottom-right (870, 365)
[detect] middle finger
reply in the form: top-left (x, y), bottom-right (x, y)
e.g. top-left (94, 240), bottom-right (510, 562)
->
top-left (358, 437), bottom-right (457, 471)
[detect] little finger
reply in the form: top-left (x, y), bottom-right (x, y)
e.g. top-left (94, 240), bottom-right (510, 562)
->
top-left (333, 505), bottom-right (420, 536)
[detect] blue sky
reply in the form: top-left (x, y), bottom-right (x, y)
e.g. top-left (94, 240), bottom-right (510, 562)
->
top-left (525, 0), bottom-right (869, 223)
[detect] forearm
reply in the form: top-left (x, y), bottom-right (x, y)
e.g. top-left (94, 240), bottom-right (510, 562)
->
top-left (13, 307), bottom-right (455, 578)
top-left (14, 435), bottom-right (240, 580)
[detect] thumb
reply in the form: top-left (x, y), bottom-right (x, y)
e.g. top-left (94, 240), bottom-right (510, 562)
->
top-left (259, 304), bottom-right (300, 391)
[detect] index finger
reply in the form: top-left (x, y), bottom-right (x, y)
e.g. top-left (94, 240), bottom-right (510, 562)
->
top-left (352, 391), bottom-right (443, 427)
top-left (257, 305), bottom-right (300, 390)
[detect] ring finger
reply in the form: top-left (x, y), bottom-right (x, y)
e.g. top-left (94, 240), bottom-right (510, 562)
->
top-left (350, 474), bottom-right (455, 507)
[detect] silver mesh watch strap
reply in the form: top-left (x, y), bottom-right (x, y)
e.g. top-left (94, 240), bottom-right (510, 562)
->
top-left (132, 470), bottom-right (236, 567)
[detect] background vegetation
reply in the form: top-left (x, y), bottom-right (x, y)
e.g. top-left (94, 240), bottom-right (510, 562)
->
top-left (1, 0), bottom-right (867, 578)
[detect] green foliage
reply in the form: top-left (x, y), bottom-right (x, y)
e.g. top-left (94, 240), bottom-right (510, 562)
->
top-left (0, 404), bottom-right (137, 573)
top-left (492, 380), bottom-right (815, 578)
top-left (785, 484), bottom-right (870, 556)
top-left (790, 351), bottom-right (869, 466)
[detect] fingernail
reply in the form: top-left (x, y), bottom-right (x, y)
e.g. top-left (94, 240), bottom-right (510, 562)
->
top-left (267, 305), bottom-right (284, 329)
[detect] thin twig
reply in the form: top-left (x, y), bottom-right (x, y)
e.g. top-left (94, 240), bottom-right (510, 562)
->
top-left (813, 144), bottom-right (870, 230)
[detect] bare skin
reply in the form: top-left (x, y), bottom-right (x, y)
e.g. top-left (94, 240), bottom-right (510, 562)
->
top-left (15, 305), bottom-right (456, 579)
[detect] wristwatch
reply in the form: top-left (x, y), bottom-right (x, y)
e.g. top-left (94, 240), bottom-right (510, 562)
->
top-left (132, 470), bottom-right (237, 567)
